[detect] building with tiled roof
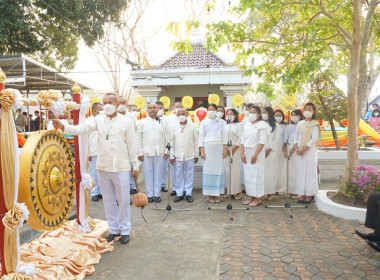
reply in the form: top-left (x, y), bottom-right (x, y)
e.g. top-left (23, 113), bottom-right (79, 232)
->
top-left (130, 31), bottom-right (255, 109)
top-left (157, 44), bottom-right (228, 69)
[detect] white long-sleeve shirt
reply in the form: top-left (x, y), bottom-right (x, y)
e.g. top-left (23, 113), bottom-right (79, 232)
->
top-left (170, 121), bottom-right (199, 161)
top-left (87, 115), bottom-right (98, 157)
top-left (137, 116), bottom-right (171, 156)
top-left (266, 123), bottom-right (282, 152)
top-left (226, 122), bottom-right (241, 147)
top-left (63, 114), bottom-right (139, 172)
top-left (198, 118), bottom-right (227, 147)
top-left (241, 120), bottom-right (268, 148)
top-left (294, 120), bottom-right (320, 148)
top-left (124, 112), bottom-right (137, 132)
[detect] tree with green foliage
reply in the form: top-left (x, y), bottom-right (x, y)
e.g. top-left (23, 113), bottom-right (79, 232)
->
top-left (309, 75), bottom-right (348, 150)
top-left (168, 0), bottom-right (378, 186)
top-left (0, 0), bottom-right (127, 70)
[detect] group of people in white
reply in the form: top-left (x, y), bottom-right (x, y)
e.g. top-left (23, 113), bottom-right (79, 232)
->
top-left (52, 93), bottom-right (320, 244)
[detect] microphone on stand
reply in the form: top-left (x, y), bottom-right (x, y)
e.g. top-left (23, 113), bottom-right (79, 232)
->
top-left (155, 117), bottom-right (161, 123)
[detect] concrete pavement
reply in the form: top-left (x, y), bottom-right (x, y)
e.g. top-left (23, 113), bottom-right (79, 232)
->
top-left (85, 180), bottom-right (380, 280)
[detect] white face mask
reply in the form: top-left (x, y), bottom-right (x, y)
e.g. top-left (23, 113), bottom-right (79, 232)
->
top-left (157, 109), bottom-right (164, 117)
top-left (118, 104), bottom-right (126, 112)
top-left (304, 111), bottom-right (313, 119)
top-left (275, 116), bottom-right (283, 123)
top-left (178, 115), bottom-right (187, 123)
top-left (244, 110), bottom-right (250, 118)
top-left (262, 113), bottom-right (269, 121)
top-left (207, 110), bottom-right (216, 118)
top-left (291, 116), bottom-right (299, 123)
top-left (98, 110), bottom-right (105, 116)
top-left (227, 115), bottom-right (235, 122)
top-left (216, 112), bottom-right (224, 119)
top-left (249, 113), bottom-right (257, 121)
top-left (104, 104), bottom-right (116, 116)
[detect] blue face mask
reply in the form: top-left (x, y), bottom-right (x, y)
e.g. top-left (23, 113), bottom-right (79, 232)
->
top-left (374, 112), bottom-right (379, 117)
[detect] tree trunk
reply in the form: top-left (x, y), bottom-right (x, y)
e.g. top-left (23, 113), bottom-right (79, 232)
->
top-left (345, 0), bottom-right (361, 192)
top-left (329, 119), bottom-right (341, 150)
top-left (356, 0), bottom-right (379, 118)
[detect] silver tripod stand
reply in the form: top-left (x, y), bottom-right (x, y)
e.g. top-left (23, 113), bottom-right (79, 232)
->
top-left (265, 110), bottom-right (307, 218)
top-left (208, 120), bottom-right (249, 220)
top-left (152, 117), bottom-right (191, 221)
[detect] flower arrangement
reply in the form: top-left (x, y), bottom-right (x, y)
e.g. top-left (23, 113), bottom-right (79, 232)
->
top-left (339, 165), bottom-right (380, 202)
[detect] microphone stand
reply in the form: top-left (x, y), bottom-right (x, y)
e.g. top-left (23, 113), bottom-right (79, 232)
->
top-left (152, 116), bottom-right (191, 221)
top-left (208, 119), bottom-right (249, 220)
top-left (264, 110), bottom-right (307, 218)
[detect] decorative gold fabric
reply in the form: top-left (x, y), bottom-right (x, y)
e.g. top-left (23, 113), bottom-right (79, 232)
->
top-left (0, 220), bottom-right (112, 280)
top-left (2, 205), bottom-right (23, 273)
top-left (0, 273), bottom-right (32, 280)
top-left (0, 89), bottom-right (16, 211)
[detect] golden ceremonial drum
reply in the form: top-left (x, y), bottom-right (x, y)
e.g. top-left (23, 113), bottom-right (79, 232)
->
top-left (18, 130), bottom-right (75, 231)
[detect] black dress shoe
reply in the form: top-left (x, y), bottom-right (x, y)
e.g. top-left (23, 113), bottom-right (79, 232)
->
top-left (170, 191), bottom-right (177, 196)
top-left (355, 230), bottom-right (380, 241)
top-left (148, 197), bottom-right (153, 203)
top-left (130, 189), bottom-right (137, 194)
top-left (106, 234), bottom-right (120, 242)
top-left (186, 195), bottom-right (193, 203)
top-left (366, 240), bottom-right (380, 253)
top-left (120, 235), bottom-right (130, 244)
top-left (174, 196), bottom-right (184, 202)
top-left (161, 187), bottom-right (168, 192)
top-left (92, 195), bottom-right (99, 202)
top-left (154, 197), bottom-right (161, 203)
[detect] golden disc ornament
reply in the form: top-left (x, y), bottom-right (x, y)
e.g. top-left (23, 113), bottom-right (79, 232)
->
top-left (182, 96), bottom-right (193, 109)
top-left (284, 94), bottom-right (297, 108)
top-left (18, 130), bottom-right (75, 231)
top-left (232, 94), bottom-right (244, 108)
top-left (134, 96), bottom-right (146, 109)
top-left (208, 94), bottom-right (220, 105)
top-left (159, 96), bottom-right (170, 110)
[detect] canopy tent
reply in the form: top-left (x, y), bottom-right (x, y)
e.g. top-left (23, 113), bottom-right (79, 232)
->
top-left (0, 54), bottom-right (92, 92)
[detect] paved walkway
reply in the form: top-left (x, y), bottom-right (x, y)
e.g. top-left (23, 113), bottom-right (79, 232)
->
top-left (86, 182), bottom-right (380, 280)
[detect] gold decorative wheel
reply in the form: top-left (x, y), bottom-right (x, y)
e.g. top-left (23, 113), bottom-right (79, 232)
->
top-left (18, 130), bottom-right (75, 231)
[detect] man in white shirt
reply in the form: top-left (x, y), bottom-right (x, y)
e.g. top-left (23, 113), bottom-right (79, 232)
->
top-left (118, 97), bottom-right (139, 194)
top-left (156, 101), bottom-right (169, 193)
top-left (170, 108), bottom-right (198, 203)
top-left (137, 102), bottom-right (171, 203)
top-left (166, 101), bottom-right (184, 196)
top-left (88, 102), bottom-right (103, 202)
top-left (52, 93), bottom-right (138, 245)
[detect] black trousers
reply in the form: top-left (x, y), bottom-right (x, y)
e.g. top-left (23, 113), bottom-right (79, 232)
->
top-left (365, 194), bottom-right (380, 235)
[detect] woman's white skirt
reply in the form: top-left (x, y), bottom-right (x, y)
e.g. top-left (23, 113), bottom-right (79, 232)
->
top-left (224, 148), bottom-right (241, 195)
top-left (277, 153), bottom-right (297, 194)
top-left (243, 147), bottom-right (265, 197)
top-left (202, 142), bottom-right (225, 196)
top-left (295, 146), bottom-right (318, 196)
top-left (264, 150), bottom-right (279, 195)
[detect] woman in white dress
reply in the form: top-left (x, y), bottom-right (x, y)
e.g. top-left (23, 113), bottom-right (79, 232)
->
top-left (294, 103), bottom-right (320, 204)
top-left (224, 108), bottom-right (242, 199)
top-left (274, 109), bottom-right (287, 194)
top-left (241, 106), bottom-right (267, 206)
top-left (262, 107), bottom-right (282, 200)
top-left (282, 109), bottom-right (304, 198)
top-left (199, 103), bottom-right (228, 203)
